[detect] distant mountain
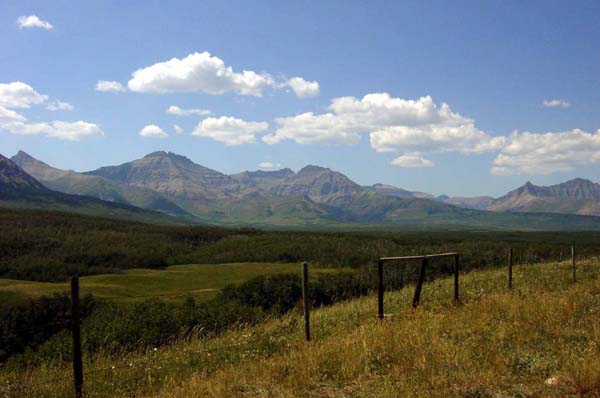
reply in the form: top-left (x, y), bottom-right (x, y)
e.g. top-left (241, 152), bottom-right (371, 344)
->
top-left (489, 179), bottom-right (600, 216)
top-left (366, 183), bottom-right (434, 199)
top-left (442, 196), bottom-right (495, 210)
top-left (86, 151), bottom-right (255, 203)
top-left (0, 154), bottom-right (185, 224)
top-left (11, 151), bottom-right (194, 218)
top-left (9, 149), bottom-right (600, 230)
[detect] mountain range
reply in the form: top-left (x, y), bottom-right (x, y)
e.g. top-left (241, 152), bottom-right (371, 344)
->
top-left (4, 150), bottom-right (600, 230)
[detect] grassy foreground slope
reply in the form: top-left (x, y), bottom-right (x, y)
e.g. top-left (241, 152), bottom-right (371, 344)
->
top-left (3, 258), bottom-right (600, 398)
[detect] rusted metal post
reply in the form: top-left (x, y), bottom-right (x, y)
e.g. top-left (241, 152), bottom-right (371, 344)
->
top-left (454, 254), bottom-right (459, 302)
top-left (301, 262), bottom-right (311, 342)
top-left (70, 277), bottom-right (83, 398)
top-left (377, 259), bottom-right (384, 319)
top-left (412, 257), bottom-right (427, 308)
top-left (508, 248), bottom-right (513, 289)
top-left (571, 244), bottom-right (576, 282)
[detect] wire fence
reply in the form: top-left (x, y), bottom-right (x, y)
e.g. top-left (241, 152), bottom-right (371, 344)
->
top-left (0, 245), bottom-right (585, 397)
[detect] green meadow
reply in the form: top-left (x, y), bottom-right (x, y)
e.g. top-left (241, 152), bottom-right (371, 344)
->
top-left (0, 262), bottom-right (339, 304)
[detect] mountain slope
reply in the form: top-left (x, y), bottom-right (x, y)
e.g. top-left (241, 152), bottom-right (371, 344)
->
top-left (0, 154), bottom-right (185, 224)
top-left (11, 151), bottom-right (193, 218)
top-left (489, 179), bottom-right (600, 216)
top-left (86, 151), bottom-right (255, 203)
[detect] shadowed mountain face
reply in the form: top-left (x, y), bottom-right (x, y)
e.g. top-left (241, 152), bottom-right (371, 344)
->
top-left (489, 179), bottom-right (600, 216)
top-left (11, 151), bottom-right (193, 218)
top-left (0, 153), bottom-right (46, 196)
top-left (0, 154), bottom-right (184, 224)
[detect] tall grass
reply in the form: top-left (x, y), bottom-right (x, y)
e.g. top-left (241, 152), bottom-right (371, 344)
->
top-left (2, 258), bottom-right (600, 397)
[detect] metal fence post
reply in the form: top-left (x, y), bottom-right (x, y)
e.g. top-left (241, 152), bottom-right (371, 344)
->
top-left (70, 277), bottom-right (83, 398)
top-left (301, 262), bottom-right (311, 342)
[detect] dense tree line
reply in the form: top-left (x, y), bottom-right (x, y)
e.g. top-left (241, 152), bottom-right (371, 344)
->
top-left (2, 208), bottom-right (600, 282)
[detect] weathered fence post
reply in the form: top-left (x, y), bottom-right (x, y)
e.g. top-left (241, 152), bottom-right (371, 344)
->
top-left (412, 257), bottom-right (427, 308)
top-left (377, 259), bottom-right (384, 319)
top-left (508, 248), bottom-right (513, 289)
top-left (571, 244), bottom-right (576, 282)
top-left (70, 277), bottom-right (83, 398)
top-left (454, 254), bottom-right (460, 302)
top-left (301, 262), bottom-right (311, 342)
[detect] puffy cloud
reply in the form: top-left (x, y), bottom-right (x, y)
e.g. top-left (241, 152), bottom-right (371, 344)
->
top-left (192, 116), bottom-right (268, 146)
top-left (258, 161), bottom-right (281, 169)
top-left (1, 118), bottom-right (103, 141)
top-left (128, 52), bottom-right (274, 96)
top-left (543, 99), bottom-right (570, 108)
top-left (492, 129), bottom-right (600, 175)
top-left (0, 82), bottom-right (101, 141)
top-left (173, 124), bottom-right (184, 134)
top-left (391, 153), bottom-right (435, 168)
top-left (46, 100), bottom-right (74, 111)
top-left (126, 51), bottom-right (318, 98)
top-left (0, 82), bottom-right (48, 108)
top-left (285, 77), bottom-right (319, 98)
top-left (491, 129), bottom-right (600, 175)
top-left (166, 105), bottom-right (211, 116)
top-left (265, 93), bottom-right (502, 156)
top-left (17, 15), bottom-right (53, 30)
top-left (95, 80), bottom-right (126, 92)
top-left (139, 124), bottom-right (168, 138)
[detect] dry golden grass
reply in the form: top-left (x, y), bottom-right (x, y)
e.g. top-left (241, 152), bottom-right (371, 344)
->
top-left (2, 258), bottom-right (600, 398)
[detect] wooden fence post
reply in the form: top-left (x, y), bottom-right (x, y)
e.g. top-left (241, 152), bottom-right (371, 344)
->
top-left (70, 277), bottom-right (83, 398)
top-left (301, 262), bottom-right (311, 342)
top-left (377, 259), bottom-right (384, 319)
top-left (571, 244), bottom-right (576, 282)
top-left (454, 254), bottom-right (460, 302)
top-left (412, 257), bottom-right (427, 308)
top-left (508, 248), bottom-right (513, 289)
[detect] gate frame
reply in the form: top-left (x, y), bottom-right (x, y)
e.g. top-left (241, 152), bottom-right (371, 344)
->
top-left (377, 252), bottom-right (459, 319)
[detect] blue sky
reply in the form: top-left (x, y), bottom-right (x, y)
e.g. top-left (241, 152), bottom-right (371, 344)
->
top-left (1, 0), bottom-right (600, 197)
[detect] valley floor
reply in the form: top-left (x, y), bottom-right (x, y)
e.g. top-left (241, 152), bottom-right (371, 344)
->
top-left (2, 258), bottom-right (600, 397)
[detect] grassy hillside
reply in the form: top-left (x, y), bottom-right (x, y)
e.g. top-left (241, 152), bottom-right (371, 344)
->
top-left (0, 262), bottom-right (340, 304)
top-left (2, 257), bottom-right (599, 397)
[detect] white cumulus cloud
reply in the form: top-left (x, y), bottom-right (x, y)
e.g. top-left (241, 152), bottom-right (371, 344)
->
top-left (192, 116), bottom-right (268, 146)
top-left (0, 82), bottom-right (102, 141)
top-left (391, 153), bottom-right (435, 168)
top-left (46, 100), bottom-right (74, 111)
top-left (173, 124), bottom-right (184, 134)
top-left (264, 93), bottom-right (503, 158)
top-left (285, 77), bottom-right (319, 98)
top-left (491, 129), bottom-right (600, 175)
top-left (95, 80), bottom-right (126, 92)
top-left (0, 82), bottom-right (48, 108)
top-left (166, 105), bottom-right (211, 116)
top-left (125, 51), bottom-right (318, 98)
top-left (17, 15), bottom-right (53, 30)
top-left (139, 124), bottom-right (168, 138)
top-left (543, 99), bottom-right (570, 108)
